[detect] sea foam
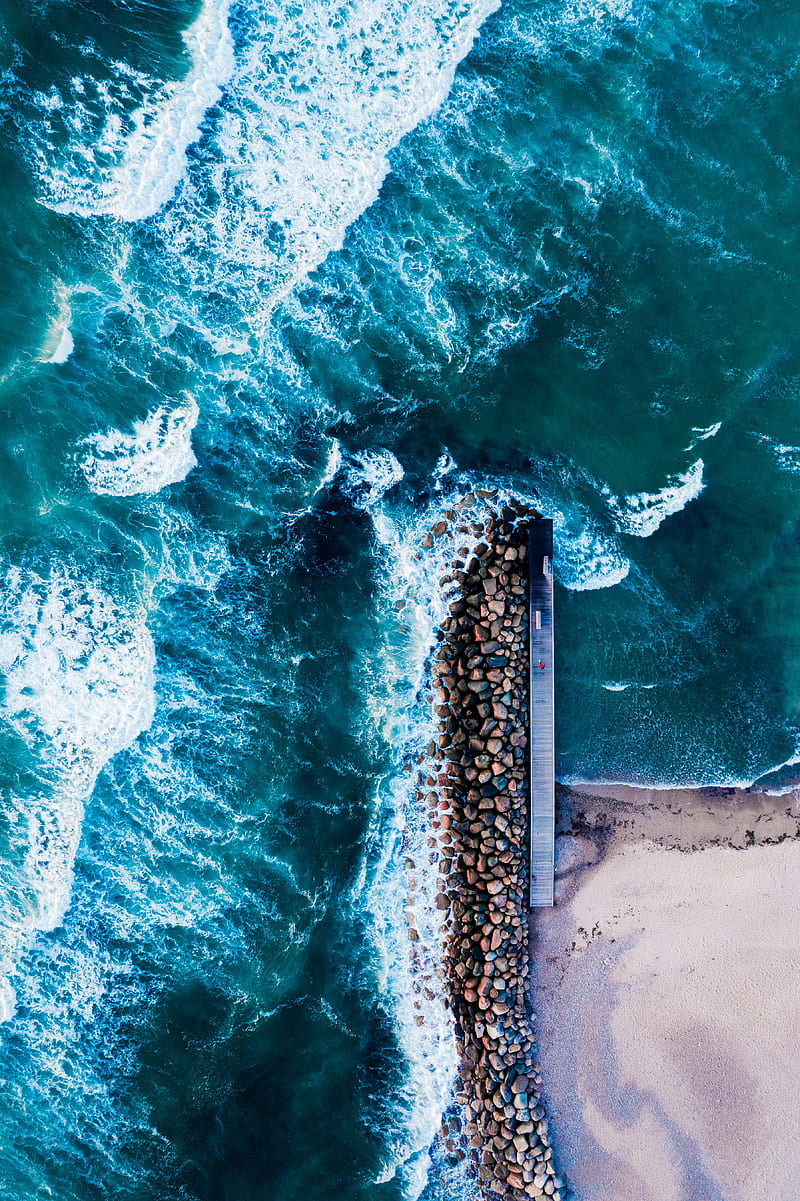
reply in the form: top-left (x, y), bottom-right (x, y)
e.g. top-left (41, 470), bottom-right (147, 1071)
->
top-left (361, 487), bottom-right (473, 1194)
top-left (79, 398), bottom-right (199, 496)
top-left (605, 458), bottom-right (705, 537)
top-left (341, 448), bottom-right (405, 509)
top-left (107, 0), bottom-right (234, 221)
top-left (771, 443), bottom-right (800, 474)
top-left (0, 566), bottom-right (155, 1019)
top-left (37, 284), bottom-right (75, 364)
top-left (553, 518), bottom-right (631, 590)
top-left (34, 0), bottom-right (234, 221)
top-left (48, 327), bottom-right (74, 364)
top-left (685, 421), bottom-right (721, 450)
top-left (31, 0), bottom-right (498, 318)
top-left (147, 0), bottom-right (502, 318)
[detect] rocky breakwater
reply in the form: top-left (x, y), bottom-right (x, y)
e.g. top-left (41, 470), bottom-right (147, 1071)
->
top-left (421, 497), bottom-right (566, 1200)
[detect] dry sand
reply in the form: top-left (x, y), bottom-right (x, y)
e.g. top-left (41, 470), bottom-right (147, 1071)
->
top-left (529, 783), bottom-right (800, 1201)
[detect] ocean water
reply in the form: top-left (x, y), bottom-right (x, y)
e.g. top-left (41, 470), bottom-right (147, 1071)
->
top-left (0, 0), bottom-right (799, 1196)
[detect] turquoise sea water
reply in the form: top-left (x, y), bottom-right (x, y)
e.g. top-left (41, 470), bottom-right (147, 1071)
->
top-left (0, 0), bottom-right (799, 1196)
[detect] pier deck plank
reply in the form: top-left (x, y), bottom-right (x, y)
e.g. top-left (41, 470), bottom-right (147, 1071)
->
top-left (528, 521), bottom-right (555, 907)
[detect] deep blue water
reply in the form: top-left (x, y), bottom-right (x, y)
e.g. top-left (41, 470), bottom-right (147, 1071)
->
top-left (0, 0), bottom-right (799, 1196)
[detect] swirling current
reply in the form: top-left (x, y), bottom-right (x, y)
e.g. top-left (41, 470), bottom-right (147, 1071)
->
top-left (0, 0), bottom-right (799, 1198)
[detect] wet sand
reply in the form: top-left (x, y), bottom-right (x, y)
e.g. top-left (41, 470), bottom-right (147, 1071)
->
top-left (529, 782), bottom-right (800, 1201)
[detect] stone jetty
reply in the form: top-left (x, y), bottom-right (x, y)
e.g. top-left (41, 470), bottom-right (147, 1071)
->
top-left (416, 494), bottom-right (566, 1200)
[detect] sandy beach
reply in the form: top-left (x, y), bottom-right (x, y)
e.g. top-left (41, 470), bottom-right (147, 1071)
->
top-left (529, 782), bottom-right (800, 1201)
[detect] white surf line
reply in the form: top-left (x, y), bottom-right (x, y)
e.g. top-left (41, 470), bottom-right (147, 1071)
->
top-left (605, 459), bottom-right (705, 537)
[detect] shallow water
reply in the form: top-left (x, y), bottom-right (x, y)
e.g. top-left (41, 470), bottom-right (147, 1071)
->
top-left (0, 0), bottom-right (799, 1196)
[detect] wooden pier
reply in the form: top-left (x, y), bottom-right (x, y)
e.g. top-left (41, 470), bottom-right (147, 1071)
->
top-left (528, 520), bottom-right (555, 907)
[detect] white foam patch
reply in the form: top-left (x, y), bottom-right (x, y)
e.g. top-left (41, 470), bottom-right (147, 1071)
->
top-left (361, 490), bottom-right (480, 1193)
top-left (37, 283), bottom-right (75, 364)
top-left (554, 517), bottom-right (631, 590)
top-left (685, 420), bottom-right (721, 450)
top-left (36, 0), bottom-right (234, 221)
top-left (600, 681), bottom-right (657, 692)
top-left (314, 437), bottom-right (343, 495)
top-left (433, 450), bottom-right (457, 487)
top-left (32, 0), bottom-right (498, 313)
top-left (48, 326), bottom-right (74, 364)
top-left (605, 458), bottom-right (705, 538)
top-left (0, 566), bottom-right (155, 1019)
top-left (188, 0), bottom-right (499, 302)
top-left (109, 0), bottom-right (234, 220)
top-left (771, 443), bottom-right (800, 475)
top-left (341, 448), bottom-right (405, 509)
top-left (0, 980), bottom-right (15, 1024)
top-left (510, 0), bottom-right (642, 61)
top-left (79, 397), bottom-right (199, 496)
top-left (752, 750), bottom-right (800, 794)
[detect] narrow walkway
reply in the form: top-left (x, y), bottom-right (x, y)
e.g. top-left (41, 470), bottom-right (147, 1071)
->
top-left (529, 520), bottom-right (555, 907)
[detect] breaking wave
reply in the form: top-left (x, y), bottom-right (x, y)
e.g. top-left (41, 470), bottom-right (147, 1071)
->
top-left (605, 459), bottom-right (705, 538)
top-left (79, 398), bottom-right (199, 496)
top-left (36, 0), bottom-right (234, 221)
top-left (28, 0), bottom-right (500, 323)
top-left (0, 567), bottom-right (155, 1019)
top-left (553, 517), bottom-right (631, 590)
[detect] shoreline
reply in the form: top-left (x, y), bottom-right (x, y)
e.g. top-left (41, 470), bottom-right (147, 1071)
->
top-left (555, 779), bottom-right (800, 861)
top-left (559, 775), bottom-right (800, 797)
top-left (528, 778), bottom-right (800, 1201)
top-left (410, 496), bottom-right (800, 1200)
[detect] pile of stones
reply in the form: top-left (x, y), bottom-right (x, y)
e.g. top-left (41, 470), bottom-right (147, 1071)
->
top-left (416, 495), bottom-right (566, 1201)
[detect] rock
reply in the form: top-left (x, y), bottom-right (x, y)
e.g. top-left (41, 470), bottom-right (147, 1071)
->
top-left (417, 507), bottom-right (563, 1196)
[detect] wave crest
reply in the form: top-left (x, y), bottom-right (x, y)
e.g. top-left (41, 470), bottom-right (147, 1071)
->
top-left (79, 398), bottom-right (199, 496)
top-left (0, 567), bottom-right (155, 1018)
top-left (35, 0), bottom-right (234, 221)
top-left (605, 458), bottom-right (705, 537)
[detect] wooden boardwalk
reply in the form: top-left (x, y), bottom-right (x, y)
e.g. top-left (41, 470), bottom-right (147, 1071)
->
top-left (528, 520), bottom-right (555, 907)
